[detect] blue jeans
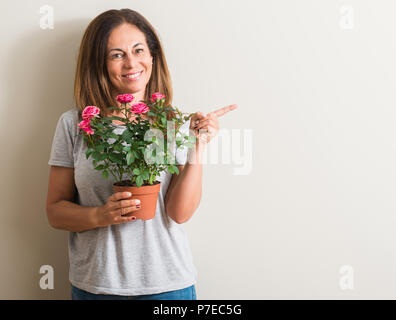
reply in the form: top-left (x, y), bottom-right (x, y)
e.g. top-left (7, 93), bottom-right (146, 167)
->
top-left (71, 284), bottom-right (197, 300)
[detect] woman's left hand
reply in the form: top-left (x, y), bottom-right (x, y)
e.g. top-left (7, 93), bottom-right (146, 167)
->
top-left (190, 104), bottom-right (238, 146)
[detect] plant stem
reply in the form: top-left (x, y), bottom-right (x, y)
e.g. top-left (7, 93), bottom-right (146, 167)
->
top-left (108, 165), bottom-right (118, 182)
top-left (88, 134), bottom-right (94, 148)
top-left (117, 166), bottom-right (122, 181)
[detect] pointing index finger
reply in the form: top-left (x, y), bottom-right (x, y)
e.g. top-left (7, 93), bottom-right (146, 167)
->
top-left (212, 104), bottom-right (238, 118)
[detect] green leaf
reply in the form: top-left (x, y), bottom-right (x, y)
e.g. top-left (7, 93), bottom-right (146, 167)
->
top-left (126, 151), bottom-right (134, 165)
top-left (122, 129), bottom-right (133, 141)
top-left (109, 133), bottom-right (120, 140)
top-left (95, 145), bottom-right (106, 152)
top-left (133, 168), bottom-right (141, 175)
top-left (98, 153), bottom-right (107, 161)
top-left (92, 151), bottom-right (108, 162)
top-left (94, 164), bottom-right (105, 170)
top-left (147, 111), bottom-right (156, 117)
top-left (85, 148), bottom-right (94, 159)
top-left (102, 170), bottom-right (109, 179)
top-left (136, 175), bottom-right (143, 187)
top-left (92, 151), bottom-right (101, 161)
top-left (106, 116), bottom-right (126, 121)
top-left (168, 165), bottom-right (179, 175)
top-left (109, 152), bottom-right (123, 164)
top-left (114, 144), bottom-right (124, 152)
top-left (142, 170), bottom-right (149, 180)
top-left (132, 150), bottom-right (140, 159)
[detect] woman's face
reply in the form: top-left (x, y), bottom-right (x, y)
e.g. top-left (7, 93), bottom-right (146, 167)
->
top-left (106, 23), bottom-right (153, 101)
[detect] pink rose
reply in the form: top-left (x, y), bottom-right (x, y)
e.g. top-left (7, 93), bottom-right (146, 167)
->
top-left (117, 94), bottom-right (135, 104)
top-left (78, 120), bottom-right (94, 135)
top-left (82, 106), bottom-right (100, 120)
top-left (150, 92), bottom-right (166, 102)
top-left (130, 102), bottom-right (150, 114)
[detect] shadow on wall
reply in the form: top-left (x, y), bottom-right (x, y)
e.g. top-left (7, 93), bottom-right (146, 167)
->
top-left (2, 19), bottom-right (89, 299)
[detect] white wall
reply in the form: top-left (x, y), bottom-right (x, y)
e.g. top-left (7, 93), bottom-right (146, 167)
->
top-left (1, 0), bottom-right (396, 299)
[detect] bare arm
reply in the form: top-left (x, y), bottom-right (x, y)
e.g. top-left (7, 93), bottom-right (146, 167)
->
top-left (46, 166), bottom-right (98, 232)
top-left (165, 104), bottom-right (238, 223)
top-left (165, 144), bottom-right (205, 224)
top-left (46, 166), bottom-right (140, 232)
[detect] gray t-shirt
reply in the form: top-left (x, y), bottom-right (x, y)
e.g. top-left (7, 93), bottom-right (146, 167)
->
top-left (48, 108), bottom-right (197, 296)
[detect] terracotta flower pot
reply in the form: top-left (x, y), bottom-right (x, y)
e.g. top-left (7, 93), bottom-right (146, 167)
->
top-left (113, 181), bottom-right (161, 220)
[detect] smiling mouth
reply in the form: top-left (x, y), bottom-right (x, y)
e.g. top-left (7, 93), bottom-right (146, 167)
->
top-left (122, 71), bottom-right (143, 80)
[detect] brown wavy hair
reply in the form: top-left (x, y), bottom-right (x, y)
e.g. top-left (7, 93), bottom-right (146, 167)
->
top-left (74, 8), bottom-right (176, 122)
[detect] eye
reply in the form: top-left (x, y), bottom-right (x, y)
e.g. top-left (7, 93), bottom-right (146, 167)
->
top-left (136, 48), bottom-right (144, 54)
top-left (111, 52), bottom-right (123, 59)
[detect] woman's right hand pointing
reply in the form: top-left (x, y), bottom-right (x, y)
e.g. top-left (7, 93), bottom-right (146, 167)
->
top-left (189, 104), bottom-right (238, 146)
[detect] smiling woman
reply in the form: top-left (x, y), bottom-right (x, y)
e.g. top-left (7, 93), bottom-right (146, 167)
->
top-left (73, 9), bottom-right (176, 123)
top-left (48, 7), bottom-right (237, 301)
top-left (105, 23), bottom-right (153, 124)
top-left (47, 8), bottom-right (200, 301)
top-left (106, 24), bottom-right (153, 110)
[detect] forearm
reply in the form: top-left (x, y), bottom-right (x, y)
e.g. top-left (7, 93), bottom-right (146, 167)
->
top-left (46, 200), bottom-right (99, 232)
top-left (166, 144), bottom-right (205, 223)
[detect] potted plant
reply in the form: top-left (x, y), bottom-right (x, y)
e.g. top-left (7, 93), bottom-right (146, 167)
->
top-left (77, 92), bottom-right (196, 220)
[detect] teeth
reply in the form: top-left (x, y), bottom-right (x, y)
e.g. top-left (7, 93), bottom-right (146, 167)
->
top-left (126, 72), bottom-right (141, 79)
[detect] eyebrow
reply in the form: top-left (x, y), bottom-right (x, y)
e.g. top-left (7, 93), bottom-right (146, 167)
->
top-left (108, 43), bottom-right (144, 53)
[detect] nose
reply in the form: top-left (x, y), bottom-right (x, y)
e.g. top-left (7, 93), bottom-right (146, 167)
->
top-left (124, 52), bottom-right (139, 69)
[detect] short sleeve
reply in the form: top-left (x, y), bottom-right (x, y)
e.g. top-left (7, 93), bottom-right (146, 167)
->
top-left (48, 111), bottom-right (76, 168)
top-left (175, 119), bottom-right (191, 166)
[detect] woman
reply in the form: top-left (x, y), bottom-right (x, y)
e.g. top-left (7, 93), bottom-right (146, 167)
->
top-left (46, 8), bottom-right (237, 300)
